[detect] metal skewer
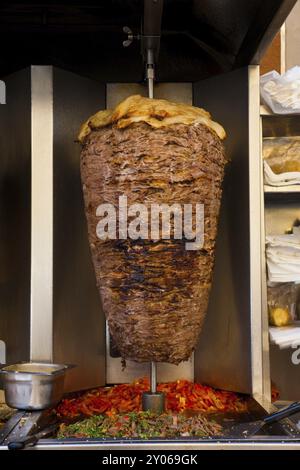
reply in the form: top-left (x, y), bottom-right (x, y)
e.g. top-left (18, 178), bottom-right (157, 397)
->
top-left (141, 46), bottom-right (165, 415)
top-left (142, 359), bottom-right (164, 414)
top-left (150, 361), bottom-right (156, 393)
top-left (146, 49), bottom-right (154, 99)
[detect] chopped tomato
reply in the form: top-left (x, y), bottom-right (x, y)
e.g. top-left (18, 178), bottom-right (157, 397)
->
top-left (55, 377), bottom-right (250, 419)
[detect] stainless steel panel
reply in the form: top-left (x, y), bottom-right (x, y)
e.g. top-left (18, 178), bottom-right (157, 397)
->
top-left (0, 68), bottom-right (31, 365)
top-left (30, 66), bottom-right (54, 362)
top-left (106, 321), bottom-right (194, 384)
top-left (249, 67), bottom-right (271, 401)
top-left (0, 66), bottom-right (107, 392)
top-left (106, 82), bottom-right (194, 385)
top-left (107, 83), bottom-right (193, 108)
top-left (260, 146), bottom-right (272, 401)
top-left (52, 68), bottom-right (106, 391)
top-left (193, 66), bottom-right (267, 395)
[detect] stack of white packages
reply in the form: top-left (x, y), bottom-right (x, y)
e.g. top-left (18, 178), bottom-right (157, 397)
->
top-left (260, 67), bottom-right (300, 114)
top-left (266, 227), bottom-right (300, 282)
top-left (264, 160), bottom-right (300, 186)
top-left (269, 322), bottom-right (300, 349)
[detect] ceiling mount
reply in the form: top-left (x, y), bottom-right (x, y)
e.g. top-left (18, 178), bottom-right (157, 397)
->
top-left (123, 0), bottom-right (164, 87)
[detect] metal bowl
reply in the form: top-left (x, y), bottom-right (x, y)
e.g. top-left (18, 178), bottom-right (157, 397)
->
top-left (0, 362), bottom-right (70, 410)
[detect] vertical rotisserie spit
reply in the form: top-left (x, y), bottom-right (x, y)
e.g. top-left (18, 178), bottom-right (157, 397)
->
top-left (79, 95), bottom-right (226, 365)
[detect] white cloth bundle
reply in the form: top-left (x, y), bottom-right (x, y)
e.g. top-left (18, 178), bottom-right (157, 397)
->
top-left (264, 161), bottom-right (300, 186)
top-left (260, 67), bottom-right (300, 114)
top-left (266, 228), bottom-right (300, 282)
top-left (269, 322), bottom-right (300, 349)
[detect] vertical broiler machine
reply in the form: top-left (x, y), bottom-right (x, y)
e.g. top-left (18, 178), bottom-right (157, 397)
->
top-left (0, 0), bottom-right (299, 448)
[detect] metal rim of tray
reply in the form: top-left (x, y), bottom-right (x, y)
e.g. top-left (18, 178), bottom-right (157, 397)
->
top-left (10, 436), bottom-right (300, 451)
top-left (0, 362), bottom-right (71, 376)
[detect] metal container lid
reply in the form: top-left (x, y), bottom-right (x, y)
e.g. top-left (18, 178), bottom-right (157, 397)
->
top-left (1, 362), bottom-right (68, 376)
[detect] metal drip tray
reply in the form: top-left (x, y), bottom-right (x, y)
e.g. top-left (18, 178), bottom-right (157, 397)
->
top-left (2, 397), bottom-right (300, 450)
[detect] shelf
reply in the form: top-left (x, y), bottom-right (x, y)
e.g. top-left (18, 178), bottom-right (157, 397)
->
top-left (260, 104), bottom-right (300, 117)
top-left (264, 185), bottom-right (300, 193)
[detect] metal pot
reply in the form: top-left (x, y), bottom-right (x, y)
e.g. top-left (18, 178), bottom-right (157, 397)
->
top-left (0, 362), bottom-right (71, 410)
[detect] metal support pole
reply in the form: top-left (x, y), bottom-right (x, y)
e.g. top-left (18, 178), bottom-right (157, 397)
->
top-left (150, 361), bottom-right (157, 393)
top-left (147, 51), bottom-right (157, 399)
top-left (141, 49), bottom-right (165, 414)
top-left (147, 49), bottom-right (154, 99)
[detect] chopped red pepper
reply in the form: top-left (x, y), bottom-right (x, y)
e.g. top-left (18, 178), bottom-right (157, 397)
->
top-left (55, 378), bottom-right (250, 419)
